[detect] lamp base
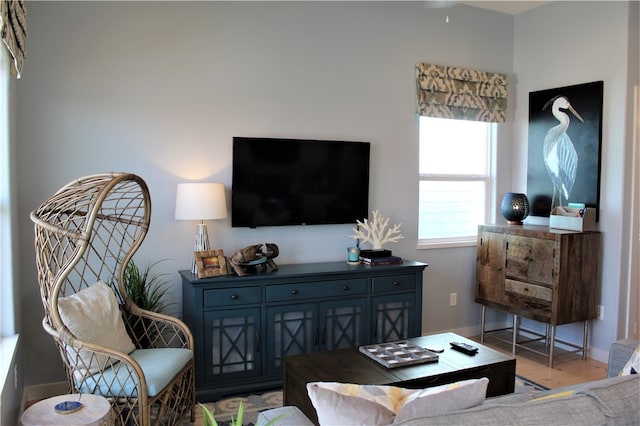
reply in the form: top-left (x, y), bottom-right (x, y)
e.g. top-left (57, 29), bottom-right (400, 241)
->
top-left (191, 223), bottom-right (210, 275)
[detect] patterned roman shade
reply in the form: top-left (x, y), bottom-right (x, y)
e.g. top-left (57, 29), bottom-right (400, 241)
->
top-left (416, 63), bottom-right (507, 122)
top-left (0, 0), bottom-right (27, 78)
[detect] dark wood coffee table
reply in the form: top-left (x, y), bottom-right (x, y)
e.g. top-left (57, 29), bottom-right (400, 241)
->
top-left (283, 332), bottom-right (516, 424)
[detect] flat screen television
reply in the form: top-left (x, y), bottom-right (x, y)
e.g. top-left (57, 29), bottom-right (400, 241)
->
top-left (232, 137), bottom-right (370, 228)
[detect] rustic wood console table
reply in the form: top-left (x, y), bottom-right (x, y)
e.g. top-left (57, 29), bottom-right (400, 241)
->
top-left (475, 224), bottom-right (601, 367)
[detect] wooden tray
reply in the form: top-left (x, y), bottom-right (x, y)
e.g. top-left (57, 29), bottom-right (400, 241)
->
top-left (359, 340), bottom-right (439, 368)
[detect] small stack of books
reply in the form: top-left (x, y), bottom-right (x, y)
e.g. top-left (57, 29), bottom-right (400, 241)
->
top-left (360, 255), bottom-right (403, 265)
top-left (359, 249), bottom-right (403, 265)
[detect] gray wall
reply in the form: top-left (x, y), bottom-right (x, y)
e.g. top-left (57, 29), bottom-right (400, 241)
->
top-left (13, 1), bottom-right (636, 389)
top-left (513, 1), bottom-right (638, 360)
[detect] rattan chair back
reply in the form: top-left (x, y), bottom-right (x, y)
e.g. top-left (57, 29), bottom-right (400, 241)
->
top-left (31, 172), bottom-right (195, 425)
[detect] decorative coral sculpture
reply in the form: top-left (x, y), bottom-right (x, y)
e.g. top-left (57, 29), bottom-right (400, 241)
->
top-left (351, 210), bottom-right (404, 249)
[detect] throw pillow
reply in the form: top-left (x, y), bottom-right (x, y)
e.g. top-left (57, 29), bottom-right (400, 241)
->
top-left (307, 382), bottom-right (402, 425)
top-left (58, 281), bottom-right (136, 377)
top-left (307, 378), bottom-right (489, 425)
top-left (394, 377), bottom-right (489, 423)
top-left (619, 344), bottom-right (640, 376)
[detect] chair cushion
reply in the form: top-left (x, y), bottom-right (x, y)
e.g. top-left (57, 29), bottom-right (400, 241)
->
top-left (79, 348), bottom-right (193, 397)
top-left (58, 281), bottom-right (136, 376)
top-left (307, 378), bottom-right (488, 425)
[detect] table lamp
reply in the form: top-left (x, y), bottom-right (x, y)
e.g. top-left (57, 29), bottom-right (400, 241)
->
top-left (175, 182), bottom-right (227, 274)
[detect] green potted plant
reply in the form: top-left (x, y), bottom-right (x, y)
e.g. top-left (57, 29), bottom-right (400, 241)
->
top-left (200, 402), bottom-right (243, 426)
top-left (123, 259), bottom-right (174, 313)
top-left (199, 402), bottom-right (286, 426)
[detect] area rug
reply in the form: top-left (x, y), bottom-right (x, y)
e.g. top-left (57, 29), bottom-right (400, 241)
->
top-left (515, 374), bottom-right (550, 393)
top-left (185, 376), bottom-right (547, 425)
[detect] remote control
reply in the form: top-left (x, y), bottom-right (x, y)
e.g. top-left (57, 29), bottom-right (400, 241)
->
top-left (450, 342), bottom-right (478, 355)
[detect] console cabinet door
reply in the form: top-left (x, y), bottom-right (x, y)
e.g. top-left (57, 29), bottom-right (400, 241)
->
top-left (476, 229), bottom-right (506, 306)
top-left (319, 298), bottom-right (368, 351)
top-left (203, 308), bottom-right (261, 384)
top-left (371, 293), bottom-right (416, 343)
top-left (505, 235), bottom-right (555, 285)
top-left (266, 303), bottom-right (317, 376)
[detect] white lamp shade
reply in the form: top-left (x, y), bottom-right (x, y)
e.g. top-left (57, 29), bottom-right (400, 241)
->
top-left (175, 182), bottom-right (228, 221)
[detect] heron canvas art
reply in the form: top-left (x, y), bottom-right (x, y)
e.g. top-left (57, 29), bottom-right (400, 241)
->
top-left (543, 95), bottom-right (583, 209)
top-left (527, 81), bottom-right (603, 218)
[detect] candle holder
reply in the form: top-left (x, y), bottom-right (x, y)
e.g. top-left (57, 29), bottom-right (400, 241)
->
top-left (347, 247), bottom-right (361, 264)
top-left (501, 192), bottom-right (530, 225)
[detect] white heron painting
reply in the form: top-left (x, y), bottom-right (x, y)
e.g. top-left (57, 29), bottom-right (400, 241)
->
top-left (543, 95), bottom-right (584, 210)
top-left (527, 81), bottom-right (603, 218)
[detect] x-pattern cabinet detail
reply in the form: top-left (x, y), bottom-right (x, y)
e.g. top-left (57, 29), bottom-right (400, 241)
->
top-left (181, 260), bottom-right (427, 401)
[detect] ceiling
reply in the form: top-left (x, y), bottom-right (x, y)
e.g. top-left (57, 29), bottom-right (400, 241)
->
top-left (457, 1), bottom-right (552, 15)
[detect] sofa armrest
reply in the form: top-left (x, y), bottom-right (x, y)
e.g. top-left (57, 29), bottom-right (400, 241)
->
top-left (608, 339), bottom-right (639, 377)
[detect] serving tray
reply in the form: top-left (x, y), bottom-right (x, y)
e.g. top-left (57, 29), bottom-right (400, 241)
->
top-left (359, 340), bottom-right (439, 368)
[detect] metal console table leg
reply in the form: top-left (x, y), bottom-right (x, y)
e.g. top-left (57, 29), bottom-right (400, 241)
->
top-left (480, 306), bottom-right (590, 368)
top-left (480, 305), bottom-right (486, 343)
top-left (548, 325), bottom-right (556, 368)
top-left (512, 314), bottom-right (518, 356)
top-left (582, 320), bottom-right (589, 360)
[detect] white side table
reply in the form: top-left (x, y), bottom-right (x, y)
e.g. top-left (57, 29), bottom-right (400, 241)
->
top-left (21, 394), bottom-right (113, 426)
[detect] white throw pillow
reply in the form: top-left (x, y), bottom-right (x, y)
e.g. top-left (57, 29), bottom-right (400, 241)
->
top-left (619, 344), bottom-right (640, 376)
top-left (393, 377), bottom-right (489, 423)
top-left (58, 281), bottom-right (136, 376)
top-left (307, 377), bottom-right (489, 426)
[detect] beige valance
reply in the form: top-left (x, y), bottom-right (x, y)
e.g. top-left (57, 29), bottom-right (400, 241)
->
top-left (416, 63), bottom-right (507, 123)
top-left (0, 0), bottom-right (27, 78)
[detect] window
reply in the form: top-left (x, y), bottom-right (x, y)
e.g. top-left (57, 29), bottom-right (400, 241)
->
top-left (0, 44), bottom-right (19, 398)
top-left (418, 116), bottom-right (495, 248)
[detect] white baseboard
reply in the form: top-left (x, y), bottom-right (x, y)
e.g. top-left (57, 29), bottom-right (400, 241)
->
top-left (1, 335), bottom-right (21, 426)
top-left (22, 381), bottom-right (67, 409)
top-left (588, 346), bottom-right (609, 364)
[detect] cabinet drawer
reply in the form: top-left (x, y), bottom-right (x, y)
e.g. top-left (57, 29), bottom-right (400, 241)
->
top-left (266, 279), bottom-right (367, 302)
top-left (505, 279), bottom-right (552, 303)
top-left (204, 287), bottom-right (261, 307)
top-left (372, 275), bottom-right (416, 293)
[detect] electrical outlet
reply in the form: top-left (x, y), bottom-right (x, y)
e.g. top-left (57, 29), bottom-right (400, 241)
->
top-left (597, 305), bottom-right (604, 320)
top-left (449, 292), bottom-right (457, 306)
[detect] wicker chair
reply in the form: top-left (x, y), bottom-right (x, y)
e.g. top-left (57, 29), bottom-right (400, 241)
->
top-left (31, 173), bottom-right (195, 425)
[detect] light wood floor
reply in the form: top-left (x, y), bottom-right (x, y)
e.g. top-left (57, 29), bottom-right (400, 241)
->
top-left (472, 335), bottom-right (608, 389)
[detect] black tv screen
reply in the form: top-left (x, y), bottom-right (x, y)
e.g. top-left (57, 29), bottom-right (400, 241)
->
top-left (232, 137), bottom-right (370, 228)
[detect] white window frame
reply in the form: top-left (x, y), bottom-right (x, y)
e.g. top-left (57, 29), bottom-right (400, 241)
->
top-left (0, 45), bottom-right (19, 406)
top-left (0, 46), bottom-right (8, 334)
top-left (417, 117), bottom-right (496, 249)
